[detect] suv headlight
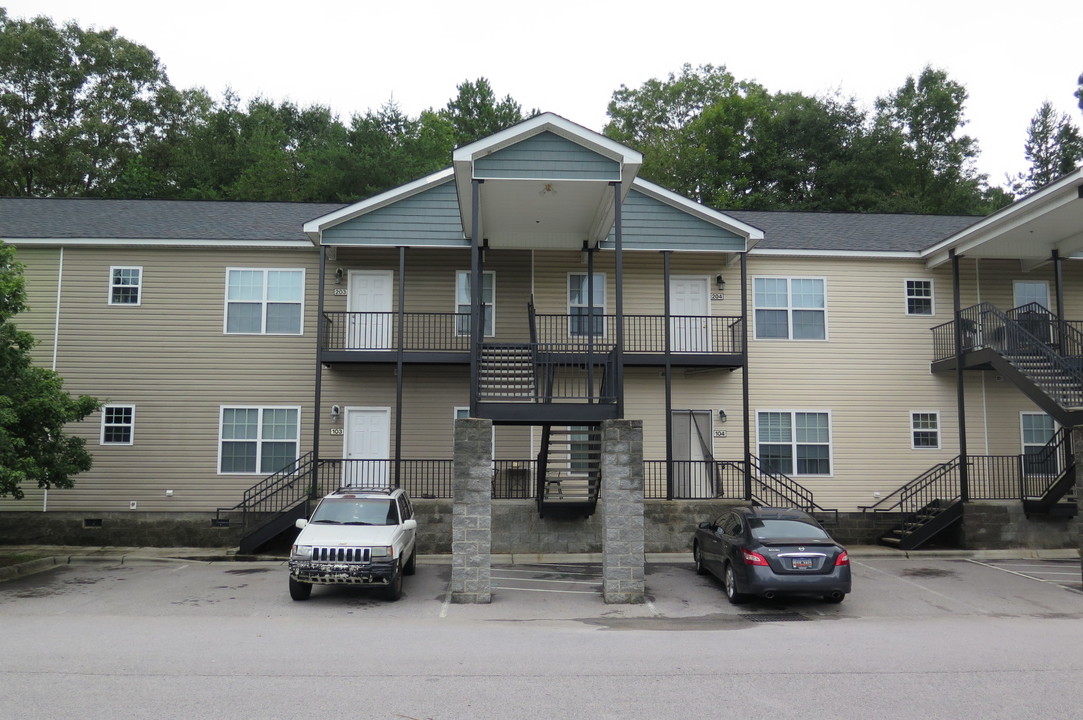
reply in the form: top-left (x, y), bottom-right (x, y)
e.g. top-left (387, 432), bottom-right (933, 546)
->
top-left (291, 545), bottom-right (312, 560)
top-left (370, 546), bottom-right (392, 559)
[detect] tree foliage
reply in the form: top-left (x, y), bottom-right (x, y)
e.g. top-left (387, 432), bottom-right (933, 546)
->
top-left (440, 78), bottom-right (533, 147)
top-left (1012, 101), bottom-right (1082, 194)
top-left (0, 8), bottom-right (181, 196)
top-left (0, 242), bottom-right (100, 499)
top-left (605, 64), bottom-right (1010, 214)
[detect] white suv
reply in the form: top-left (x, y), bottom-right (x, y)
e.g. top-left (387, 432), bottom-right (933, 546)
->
top-left (288, 487), bottom-right (418, 601)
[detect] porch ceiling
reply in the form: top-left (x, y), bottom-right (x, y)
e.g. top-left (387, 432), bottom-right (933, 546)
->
top-left (923, 169), bottom-right (1083, 270)
top-left (473, 178), bottom-right (615, 250)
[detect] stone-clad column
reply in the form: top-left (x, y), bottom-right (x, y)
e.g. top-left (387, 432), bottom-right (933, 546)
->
top-left (1075, 427), bottom-right (1082, 589)
top-left (601, 419), bottom-right (645, 603)
top-left (451, 417), bottom-right (492, 603)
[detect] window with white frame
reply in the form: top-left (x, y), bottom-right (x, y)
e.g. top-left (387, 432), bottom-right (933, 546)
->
top-left (225, 269), bottom-right (304, 334)
top-left (910, 411), bottom-right (940, 449)
top-left (219, 407), bottom-right (300, 474)
top-left (455, 271), bottom-right (494, 336)
top-left (905, 279), bottom-right (934, 316)
top-left (753, 277), bottom-right (826, 340)
top-left (1021, 413), bottom-right (1057, 475)
top-left (109, 267), bottom-right (142, 305)
top-left (100, 405), bottom-right (135, 445)
top-left (568, 273), bottom-right (606, 337)
top-left (757, 411), bottom-right (831, 475)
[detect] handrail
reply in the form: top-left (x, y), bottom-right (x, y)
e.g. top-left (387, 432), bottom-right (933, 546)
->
top-left (1007, 303), bottom-right (1083, 359)
top-left (861, 457), bottom-right (962, 514)
top-left (214, 451), bottom-right (318, 528)
top-left (932, 303), bottom-right (1083, 408)
top-left (1021, 427), bottom-right (1075, 499)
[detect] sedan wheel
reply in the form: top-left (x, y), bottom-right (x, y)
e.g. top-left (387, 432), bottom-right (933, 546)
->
top-left (723, 564), bottom-right (748, 604)
top-left (693, 543), bottom-right (707, 575)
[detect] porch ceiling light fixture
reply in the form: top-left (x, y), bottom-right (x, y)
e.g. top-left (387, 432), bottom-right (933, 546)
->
top-left (539, 182), bottom-right (557, 196)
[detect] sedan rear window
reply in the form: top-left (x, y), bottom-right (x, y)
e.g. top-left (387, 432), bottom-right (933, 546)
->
top-left (749, 518), bottom-right (829, 540)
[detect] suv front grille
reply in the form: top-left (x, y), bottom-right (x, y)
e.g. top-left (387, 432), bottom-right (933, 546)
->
top-left (312, 547), bottom-right (370, 563)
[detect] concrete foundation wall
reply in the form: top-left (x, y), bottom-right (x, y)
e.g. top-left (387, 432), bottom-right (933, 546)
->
top-left (0, 501), bottom-right (1075, 553)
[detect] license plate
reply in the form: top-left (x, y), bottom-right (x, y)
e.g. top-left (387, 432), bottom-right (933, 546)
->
top-left (792, 559), bottom-right (814, 569)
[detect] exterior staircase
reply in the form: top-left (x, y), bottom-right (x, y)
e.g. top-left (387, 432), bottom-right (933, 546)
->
top-left (478, 344), bottom-right (536, 401)
top-left (536, 424), bottom-right (601, 517)
top-left (862, 457), bottom-right (965, 550)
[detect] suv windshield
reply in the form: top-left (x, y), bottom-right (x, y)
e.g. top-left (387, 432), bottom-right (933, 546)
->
top-left (311, 498), bottom-right (398, 526)
top-left (749, 518), bottom-right (829, 540)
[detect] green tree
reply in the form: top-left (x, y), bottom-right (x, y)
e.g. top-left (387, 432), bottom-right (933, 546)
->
top-left (0, 9), bottom-right (180, 196)
top-left (0, 242), bottom-right (100, 500)
top-left (1014, 101), bottom-right (1082, 194)
top-left (441, 78), bottom-right (531, 147)
top-left (872, 66), bottom-right (1001, 213)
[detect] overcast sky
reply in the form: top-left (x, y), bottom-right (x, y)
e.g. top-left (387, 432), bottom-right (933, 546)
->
top-left (7, 0), bottom-right (1083, 186)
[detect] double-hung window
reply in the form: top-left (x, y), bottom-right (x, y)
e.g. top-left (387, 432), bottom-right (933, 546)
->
top-left (1021, 413), bottom-right (1057, 475)
top-left (753, 277), bottom-right (826, 340)
top-left (100, 405), bottom-right (135, 445)
top-left (455, 271), bottom-right (494, 336)
top-left (109, 267), bottom-right (142, 305)
top-left (905, 280), bottom-right (934, 316)
top-left (910, 412), bottom-right (940, 449)
top-left (568, 273), bottom-right (606, 337)
top-left (758, 411), bottom-right (831, 475)
top-left (225, 269), bottom-right (304, 335)
top-left (219, 407), bottom-right (300, 474)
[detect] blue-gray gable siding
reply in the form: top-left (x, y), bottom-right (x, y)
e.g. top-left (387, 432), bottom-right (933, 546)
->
top-left (600, 189), bottom-right (746, 252)
top-left (473, 132), bottom-right (620, 181)
top-left (321, 180), bottom-right (468, 247)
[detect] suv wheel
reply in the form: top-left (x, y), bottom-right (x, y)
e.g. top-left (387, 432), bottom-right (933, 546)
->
top-left (289, 577), bottom-right (312, 601)
top-left (383, 563), bottom-right (403, 601)
top-left (403, 548), bottom-right (417, 576)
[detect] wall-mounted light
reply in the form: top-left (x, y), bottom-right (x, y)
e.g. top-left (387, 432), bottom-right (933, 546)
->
top-left (715, 274), bottom-right (726, 291)
top-left (718, 409), bottom-right (728, 423)
top-left (330, 404), bottom-right (341, 422)
top-left (334, 268), bottom-right (344, 285)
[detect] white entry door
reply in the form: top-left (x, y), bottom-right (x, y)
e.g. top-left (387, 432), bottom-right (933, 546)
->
top-left (348, 270), bottom-right (393, 349)
top-left (670, 276), bottom-right (711, 352)
top-left (343, 407), bottom-right (390, 487)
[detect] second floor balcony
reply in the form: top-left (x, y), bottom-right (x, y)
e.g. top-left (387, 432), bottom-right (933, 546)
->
top-left (319, 310), bottom-right (746, 366)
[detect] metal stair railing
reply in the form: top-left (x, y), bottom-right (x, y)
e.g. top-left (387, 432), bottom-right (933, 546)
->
top-left (723, 456), bottom-right (838, 523)
top-left (934, 303), bottom-right (1083, 408)
top-left (214, 451), bottom-right (318, 529)
top-left (1007, 303), bottom-right (1083, 361)
top-left (861, 457), bottom-right (962, 516)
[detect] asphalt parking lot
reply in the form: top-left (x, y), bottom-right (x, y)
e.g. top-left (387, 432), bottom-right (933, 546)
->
top-left (1, 550), bottom-right (1082, 720)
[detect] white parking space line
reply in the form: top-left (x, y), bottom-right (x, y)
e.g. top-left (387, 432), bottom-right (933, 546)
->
top-left (966, 559), bottom-right (1083, 593)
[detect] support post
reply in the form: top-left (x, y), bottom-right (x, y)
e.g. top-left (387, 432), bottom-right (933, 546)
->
top-left (451, 417), bottom-right (492, 603)
top-left (469, 179), bottom-right (483, 417)
top-left (662, 251), bottom-right (673, 501)
top-left (612, 182), bottom-right (625, 418)
top-left (395, 246), bottom-right (406, 488)
top-left (601, 418), bottom-right (645, 604)
top-left (741, 252), bottom-right (752, 502)
top-left (312, 244), bottom-right (327, 499)
top-left (951, 250), bottom-right (969, 502)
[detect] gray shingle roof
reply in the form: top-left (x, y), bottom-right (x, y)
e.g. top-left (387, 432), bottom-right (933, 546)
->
top-left (0, 198), bottom-right (983, 253)
top-left (724, 210), bottom-right (982, 253)
top-left (0, 198), bottom-right (347, 242)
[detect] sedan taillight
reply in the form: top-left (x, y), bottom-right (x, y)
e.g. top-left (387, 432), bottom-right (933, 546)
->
top-left (742, 549), bottom-right (769, 566)
top-left (834, 551), bottom-right (850, 566)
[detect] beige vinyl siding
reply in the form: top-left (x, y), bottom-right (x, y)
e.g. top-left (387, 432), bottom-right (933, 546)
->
top-left (3, 245), bottom-right (321, 513)
top-left (744, 255), bottom-right (1082, 510)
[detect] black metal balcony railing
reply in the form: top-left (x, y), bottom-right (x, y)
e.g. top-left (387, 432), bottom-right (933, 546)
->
top-left (931, 303), bottom-right (1083, 364)
top-left (322, 311), bottom-right (745, 355)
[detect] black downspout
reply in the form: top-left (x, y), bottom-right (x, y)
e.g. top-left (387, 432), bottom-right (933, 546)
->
top-left (952, 250), bottom-right (970, 503)
top-left (312, 245), bottom-right (327, 500)
top-left (741, 252), bottom-right (751, 502)
top-left (469, 179), bottom-right (483, 417)
top-left (612, 182), bottom-right (625, 418)
top-left (395, 246), bottom-right (406, 489)
top-left (663, 251), bottom-right (673, 500)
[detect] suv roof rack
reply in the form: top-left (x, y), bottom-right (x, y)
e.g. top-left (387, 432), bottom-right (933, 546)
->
top-left (332, 486), bottom-right (396, 495)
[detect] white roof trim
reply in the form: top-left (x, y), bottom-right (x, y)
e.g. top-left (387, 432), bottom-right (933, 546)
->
top-left (749, 248), bottom-right (923, 260)
top-left (5, 237), bottom-right (314, 249)
top-left (631, 178), bottom-right (764, 245)
top-left (920, 167), bottom-right (1083, 268)
top-left (452, 112), bottom-right (641, 167)
top-left (302, 167), bottom-right (455, 239)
